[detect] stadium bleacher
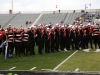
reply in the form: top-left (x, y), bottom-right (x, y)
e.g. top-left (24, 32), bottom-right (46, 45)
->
top-left (35, 13), bottom-right (67, 25)
top-left (4, 14), bottom-right (40, 29)
top-left (0, 14), bottom-right (16, 28)
top-left (0, 9), bottom-right (100, 29)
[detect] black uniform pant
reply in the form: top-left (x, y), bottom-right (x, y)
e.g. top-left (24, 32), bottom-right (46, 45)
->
top-left (89, 34), bottom-right (93, 49)
top-left (75, 38), bottom-right (79, 50)
top-left (45, 39), bottom-right (50, 53)
top-left (71, 40), bottom-right (75, 50)
top-left (41, 37), bottom-right (44, 50)
top-left (8, 42), bottom-right (13, 55)
top-left (71, 38), bottom-right (78, 50)
top-left (55, 37), bottom-right (59, 52)
top-left (93, 35), bottom-right (100, 49)
top-left (22, 41), bottom-right (29, 56)
top-left (37, 37), bottom-right (42, 54)
top-left (60, 36), bottom-right (64, 51)
top-left (61, 36), bottom-right (66, 50)
top-left (15, 42), bottom-right (22, 57)
top-left (83, 35), bottom-right (88, 49)
top-left (66, 37), bottom-right (70, 50)
top-left (51, 39), bottom-right (55, 52)
top-left (29, 40), bottom-right (35, 55)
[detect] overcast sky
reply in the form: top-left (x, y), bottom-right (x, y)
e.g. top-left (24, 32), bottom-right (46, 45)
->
top-left (0, 0), bottom-right (100, 12)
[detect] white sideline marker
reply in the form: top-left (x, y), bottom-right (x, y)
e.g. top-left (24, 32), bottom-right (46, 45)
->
top-left (41, 69), bottom-right (52, 71)
top-left (74, 68), bottom-right (79, 72)
top-left (53, 50), bottom-right (78, 71)
top-left (9, 67), bottom-right (16, 70)
top-left (30, 67), bottom-right (37, 70)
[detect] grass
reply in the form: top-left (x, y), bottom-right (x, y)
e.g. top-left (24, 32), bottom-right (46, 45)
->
top-left (1, 45), bottom-right (100, 72)
top-left (0, 46), bottom-right (74, 70)
top-left (57, 49), bottom-right (100, 71)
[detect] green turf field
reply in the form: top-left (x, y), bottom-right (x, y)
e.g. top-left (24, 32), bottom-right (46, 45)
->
top-left (0, 46), bottom-right (74, 70)
top-left (0, 47), bottom-right (100, 72)
top-left (57, 49), bottom-right (100, 71)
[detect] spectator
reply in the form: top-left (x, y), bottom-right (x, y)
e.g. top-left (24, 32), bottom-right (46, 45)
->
top-left (73, 10), bottom-right (75, 13)
top-left (61, 21), bottom-right (63, 24)
top-left (73, 19), bottom-right (76, 25)
top-left (59, 9), bottom-right (60, 13)
top-left (29, 20), bottom-right (32, 24)
top-left (26, 21), bottom-right (28, 27)
top-left (53, 11), bottom-right (55, 14)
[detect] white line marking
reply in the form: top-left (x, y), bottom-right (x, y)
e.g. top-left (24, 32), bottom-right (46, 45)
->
top-left (9, 67), bottom-right (16, 70)
top-left (53, 50), bottom-right (78, 70)
top-left (74, 68), bottom-right (79, 72)
top-left (30, 67), bottom-right (36, 70)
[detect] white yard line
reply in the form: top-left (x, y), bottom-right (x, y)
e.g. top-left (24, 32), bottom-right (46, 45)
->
top-left (53, 50), bottom-right (78, 71)
top-left (30, 67), bottom-right (36, 70)
top-left (74, 68), bottom-right (79, 72)
top-left (9, 67), bottom-right (16, 70)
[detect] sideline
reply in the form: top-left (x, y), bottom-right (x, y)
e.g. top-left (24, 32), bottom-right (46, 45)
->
top-left (30, 67), bottom-right (37, 70)
top-left (9, 67), bottom-right (16, 70)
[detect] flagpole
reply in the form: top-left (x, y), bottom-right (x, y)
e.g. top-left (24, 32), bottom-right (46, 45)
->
top-left (85, 4), bottom-right (86, 12)
top-left (89, 3), bottom-right (91, 13)
top-left (56, 5), bottom-right (58, 13)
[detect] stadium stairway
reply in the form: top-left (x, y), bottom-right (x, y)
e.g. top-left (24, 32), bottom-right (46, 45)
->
top-left (31, 12), bottom-right (43, 26)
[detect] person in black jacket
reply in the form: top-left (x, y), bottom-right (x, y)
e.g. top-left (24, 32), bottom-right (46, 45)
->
top-left (50, 27), bottom-right (55, 53)
top-left (66, 26), bottom-right (71, 50)
top-left (70, 28), bottom-right (75, 50)
top-left (44, 28), bottom-right (51, 53)
top-left (36, 25), bottom-right (43, 54)
top-left (60, 26), bottom-right (65, 51)
top-left (54, 24), bottom-right (60, 52)
top-left (28, 27), bottom-right (35, 55)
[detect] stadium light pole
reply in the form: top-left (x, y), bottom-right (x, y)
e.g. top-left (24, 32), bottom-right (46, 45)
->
top-left (12, 0), bottom-right (13, 14)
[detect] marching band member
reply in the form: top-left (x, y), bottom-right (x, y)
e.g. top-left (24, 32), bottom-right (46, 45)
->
top-left (36, 24), bottom-right (43, 54)
top-left (6, 29), bottom-right (14, 57)
top-left (93, 25), bottom-right (100, 49)
top-left (14, 28), bottom-right (22, 57)
top-left (54, 23), bottom-right (60, 52)
top-left (22, 28), bottom-right (29, 56)
top-left (28, 27), bottom-right (35, 55)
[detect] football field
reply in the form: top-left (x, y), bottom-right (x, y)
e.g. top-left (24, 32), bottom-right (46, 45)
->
top-left (0, 47), bottom-right (100, 73)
